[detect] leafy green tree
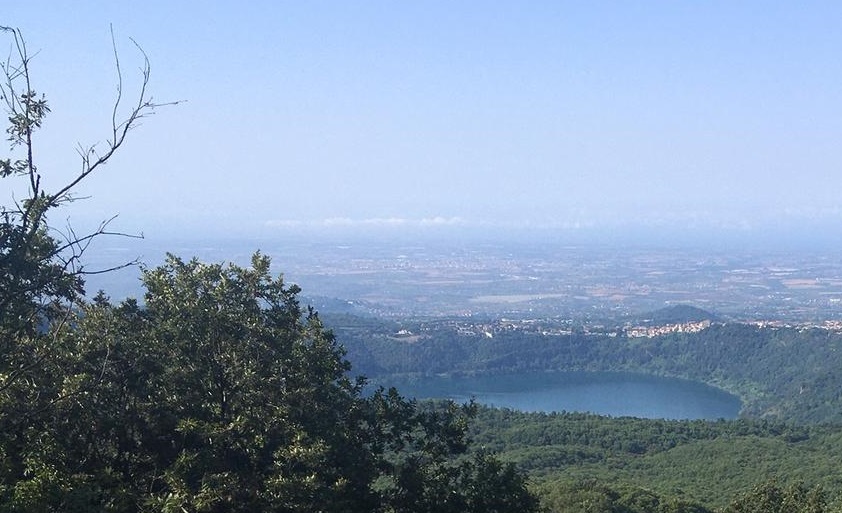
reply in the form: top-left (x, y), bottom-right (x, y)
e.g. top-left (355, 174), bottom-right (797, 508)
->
top-left (137, 255), bottom-right (536, 512)
top-left (137, 253), bottom-right (381, 511)
top-left (18, 254), bottom-right (535, 512)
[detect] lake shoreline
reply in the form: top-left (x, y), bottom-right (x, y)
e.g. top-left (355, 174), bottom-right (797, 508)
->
top-left (368, 369), bottom-right (742, 421)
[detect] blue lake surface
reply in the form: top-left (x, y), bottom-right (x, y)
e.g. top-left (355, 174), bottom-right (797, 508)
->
top-left (380, 371), bottom-right (742, 420)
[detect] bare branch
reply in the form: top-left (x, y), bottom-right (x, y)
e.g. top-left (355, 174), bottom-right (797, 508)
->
top-left (49, 31), bottom-right (181, 209)
top-left (110, 25), bottom-right (124, 149)
top-left (51, 215), bottom-right (145, 285)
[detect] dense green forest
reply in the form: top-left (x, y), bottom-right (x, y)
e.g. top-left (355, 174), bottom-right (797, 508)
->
top-left (470, 408), bottom-right (842, 510)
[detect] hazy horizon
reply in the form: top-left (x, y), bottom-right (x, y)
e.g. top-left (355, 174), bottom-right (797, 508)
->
top-left (5, 2), bottom-right (842, 245)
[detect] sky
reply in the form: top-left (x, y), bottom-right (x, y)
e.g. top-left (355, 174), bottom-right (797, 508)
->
top-left (4, 2), bottom-right (842, 244)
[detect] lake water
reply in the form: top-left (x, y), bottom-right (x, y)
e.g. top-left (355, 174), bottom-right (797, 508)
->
top-left (380, 371), bottom-right (741, 420)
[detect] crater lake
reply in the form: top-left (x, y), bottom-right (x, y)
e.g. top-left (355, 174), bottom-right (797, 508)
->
top-left (379, 371), bottom-right (742, 420)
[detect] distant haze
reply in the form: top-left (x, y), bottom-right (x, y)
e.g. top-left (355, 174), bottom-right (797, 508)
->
top-left (5, 2), bottom-right (842, 245)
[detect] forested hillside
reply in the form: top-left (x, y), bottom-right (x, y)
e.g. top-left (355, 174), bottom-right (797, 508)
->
top-left (470, 408), bottom-right (842, 510)
top-left (332, 315), bottom-right (842, 424)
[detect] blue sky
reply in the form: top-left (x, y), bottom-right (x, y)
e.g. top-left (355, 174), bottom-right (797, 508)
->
top-left (5, 2), bottom-right (842, 242)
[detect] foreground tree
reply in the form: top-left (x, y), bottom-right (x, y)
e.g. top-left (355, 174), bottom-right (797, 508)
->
top-left (6, 254), bottom-right (537, 511)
